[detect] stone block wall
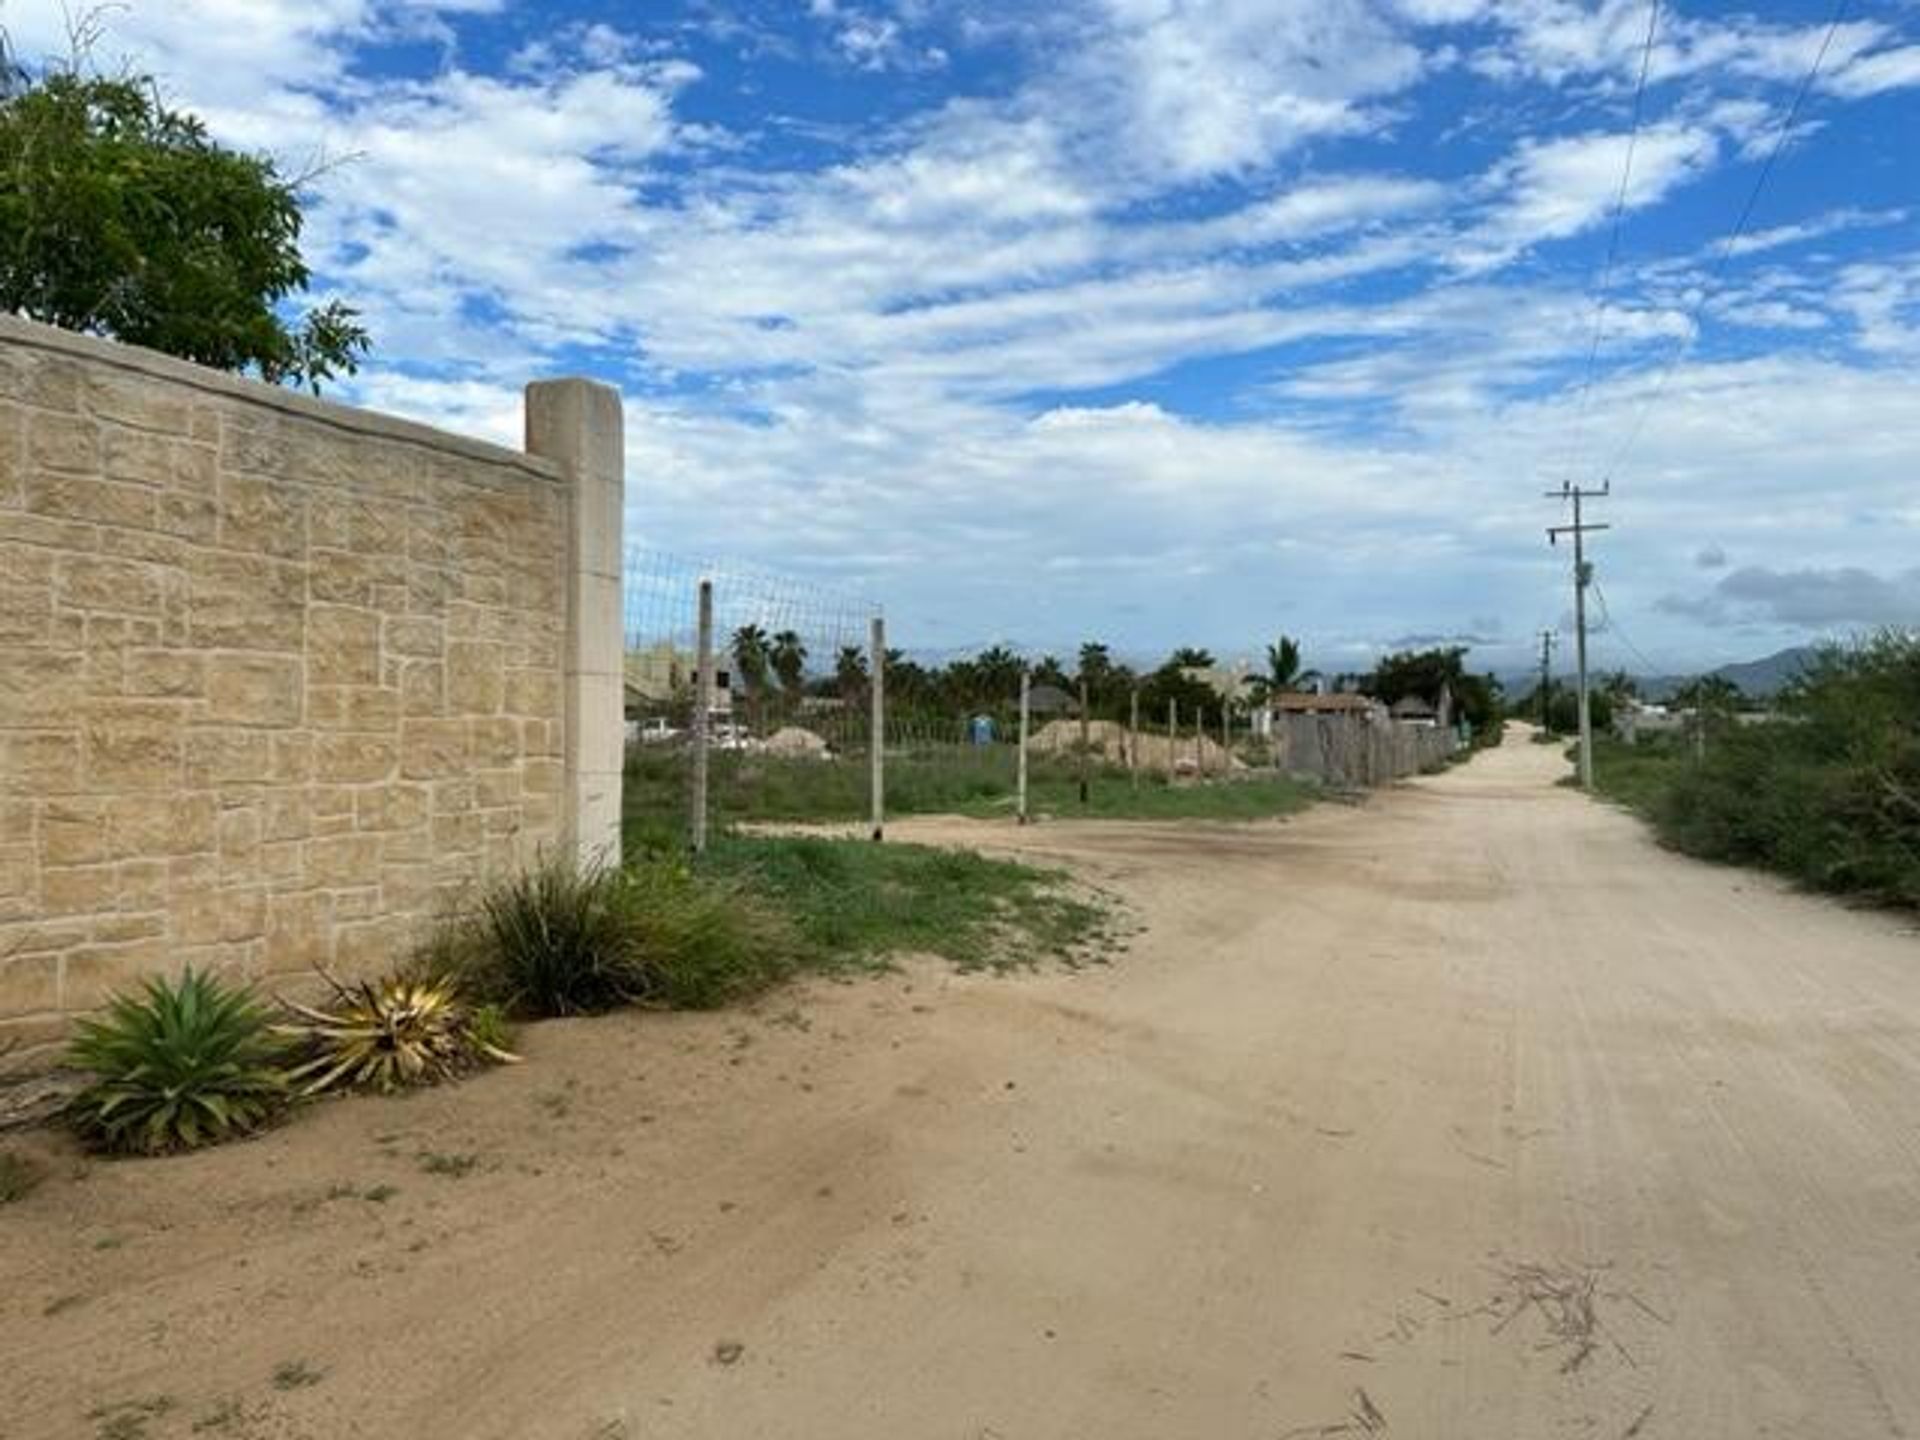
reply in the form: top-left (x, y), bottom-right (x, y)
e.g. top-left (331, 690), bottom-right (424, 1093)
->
top-left (0, 317), bottom-right (623, 1057)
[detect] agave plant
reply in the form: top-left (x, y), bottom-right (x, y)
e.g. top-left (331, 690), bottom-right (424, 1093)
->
top-left (66, 968), bottom-right (287, 1155)
top-left (277, 973), bottom-right (518, 1096)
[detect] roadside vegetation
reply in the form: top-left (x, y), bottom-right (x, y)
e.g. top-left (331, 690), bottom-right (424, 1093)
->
top-left (1588, 632), bottom-right (1920, 909)
top-left (624, 748), bottom-right (1315, 841)
top-left (698, 835), bottom-right (1113, 972)
top-left (44, 835), bottom-right (1110, 1161)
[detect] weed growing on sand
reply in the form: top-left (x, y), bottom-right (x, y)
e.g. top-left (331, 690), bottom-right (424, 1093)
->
top-left (190, 1398), bottom-right (245, 1432)
top-left (416, 1150), bottom-right (478, 1179)
top-left (0, 1149), bottom-right (43, 1202)
top-left (87, 1396), bottom-right (174, 1440)
top-left (270, 1359), bottom-right (324, 1391)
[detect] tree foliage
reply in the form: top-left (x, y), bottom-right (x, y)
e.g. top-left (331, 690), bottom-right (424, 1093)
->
top-left (0, 64), bottom-right (367, 390)
top-left (1607, 632), bottom-right (1920, 907)
top-left (1367, 645), bottom-right (1503, 740)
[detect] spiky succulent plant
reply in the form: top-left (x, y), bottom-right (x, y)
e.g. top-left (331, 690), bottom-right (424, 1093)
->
top-left (66, 968), bottom-right (287, 1154)
top-left (277, 974), bottom-right (517, 1095)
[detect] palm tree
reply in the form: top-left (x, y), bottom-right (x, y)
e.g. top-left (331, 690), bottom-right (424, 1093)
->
top-left (730, 624), bottom-right (771, 731)
top-left (1266, 635), bottom-right (1303, 692)
top-left (770, 629), bottom-right (808, 704)
top-left (1169, 646), bottom-right (1215, 669)
top-left (972, 645), bottom-right (1025, 701)
top-left (835, 644), bottom-right (868, 703)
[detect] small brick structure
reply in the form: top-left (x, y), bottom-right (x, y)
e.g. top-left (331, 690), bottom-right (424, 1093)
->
top-left (0, 317), bottom-right (624, 1062)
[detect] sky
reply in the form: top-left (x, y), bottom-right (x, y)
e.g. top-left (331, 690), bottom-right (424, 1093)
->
top-left (4, 0), bottom-right (1918, 677)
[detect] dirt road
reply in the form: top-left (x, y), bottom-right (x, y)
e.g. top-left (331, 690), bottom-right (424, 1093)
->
top-left (8, 733), bottom-right (1920, 1438)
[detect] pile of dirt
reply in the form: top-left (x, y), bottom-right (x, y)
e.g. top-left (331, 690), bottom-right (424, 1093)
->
top-left (761, 726), bottom-right (832, 758)
top-left (1027, 718), bottom-right (1240, 775)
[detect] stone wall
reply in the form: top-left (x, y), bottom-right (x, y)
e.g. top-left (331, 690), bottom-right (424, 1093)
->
top-left (0, 317), bottom-right (623, 1057)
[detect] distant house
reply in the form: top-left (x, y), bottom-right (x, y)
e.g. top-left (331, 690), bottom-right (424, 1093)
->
top-left (623, 643), bottom-right (731, 719)
top-left (1027, 683), bottom-right (1078, 717)
top-left (1390, 696), bottom-right (1438, 725)
top-left (1271, 691), bottom-right (1384, 719)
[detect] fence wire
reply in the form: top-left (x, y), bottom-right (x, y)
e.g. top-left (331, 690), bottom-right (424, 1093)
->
top-left (621, 550), bottom-right (1457, 849)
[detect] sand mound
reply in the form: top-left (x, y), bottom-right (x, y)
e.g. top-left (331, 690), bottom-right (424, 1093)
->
top-left (1028, 718), bottom-right (1241, 775)
top-left (763, 726), bottom-right (832, 758)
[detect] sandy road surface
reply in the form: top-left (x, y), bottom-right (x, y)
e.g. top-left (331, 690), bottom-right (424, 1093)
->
top-left (7, 734), bottom-right (1920, 1438)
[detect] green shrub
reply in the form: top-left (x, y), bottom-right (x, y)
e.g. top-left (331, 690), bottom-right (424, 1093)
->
top-left (66, 968), bottom-right (286, 1155)
top-left (623, 862), bottom-right (801, 1009)
top-left (1594, 633), bottom-right (1920, 909)
top-left (434, 857), bottom-right (805, 1018)
top-left (466, 860), bottom-right (649, 1017)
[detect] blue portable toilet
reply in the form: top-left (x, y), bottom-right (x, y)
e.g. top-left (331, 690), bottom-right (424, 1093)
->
top-left (970, 714), bottom-right (996, 746)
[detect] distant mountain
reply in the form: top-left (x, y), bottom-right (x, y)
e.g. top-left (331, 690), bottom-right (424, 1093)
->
top-left (1640, 647), bottom-right (1817, 701)
top-left (1493, 646), bottom-right (1818, 703)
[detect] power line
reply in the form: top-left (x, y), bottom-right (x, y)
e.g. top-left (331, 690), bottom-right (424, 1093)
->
top-left (1589, 579), bottom-right (1666, 677)
top-left (1560, 0), bottom-right (1663, 484)
top-left (1590, 0), bottom-right (1853, 488)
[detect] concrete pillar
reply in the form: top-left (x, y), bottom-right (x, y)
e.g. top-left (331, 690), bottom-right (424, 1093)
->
top-left (525, 379), bottom-right (625, 868)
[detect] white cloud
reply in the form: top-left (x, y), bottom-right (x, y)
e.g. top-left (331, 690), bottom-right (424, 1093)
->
top-left (1066, 0), bottom-right (1427, 185)
top-left (6, 0), bottom-right (1918, 666)
top-left (1457, 122), bottom-right (1720, 269)
top-left (1825, 43), bottom-right (1920, 100)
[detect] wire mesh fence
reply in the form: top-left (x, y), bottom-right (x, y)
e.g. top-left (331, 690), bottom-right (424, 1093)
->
top-left (622, 549), bottom-right (1456, 850)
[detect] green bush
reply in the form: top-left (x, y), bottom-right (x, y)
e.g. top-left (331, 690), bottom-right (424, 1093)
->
top-left (66, 968), bottom-right (287, 1155)
top-left (624, 862), bottom-right (801, 1009)
top-left (435, 856), bottom-right (805, 1017)
top-left (1594, 633), bottom-right (1920, 908)
top-left (464, 860), bottom-right (651, 1017)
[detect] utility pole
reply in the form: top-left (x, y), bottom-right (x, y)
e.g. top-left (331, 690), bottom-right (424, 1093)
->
top-left (1546, 481), bottom-right (1610, 789)
top-left (1538, 629), bottom-right (1557, 735)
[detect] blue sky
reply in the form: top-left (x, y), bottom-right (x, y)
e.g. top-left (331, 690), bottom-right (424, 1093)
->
top-left (7, 0), bottom-right (1919, 677)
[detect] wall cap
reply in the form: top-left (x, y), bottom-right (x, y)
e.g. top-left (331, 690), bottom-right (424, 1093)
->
top-left (0, 313), bottom-right (563, 481)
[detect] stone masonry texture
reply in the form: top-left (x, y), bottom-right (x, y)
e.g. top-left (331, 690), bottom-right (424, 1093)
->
top-left (0, 318), bottom-right (585, 1060)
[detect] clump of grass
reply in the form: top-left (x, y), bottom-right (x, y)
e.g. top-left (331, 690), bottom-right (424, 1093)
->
top-left (464, 861), bottom-right (651, 1016)
top-left (270, 1359), bottom-right (324, 1391)
top-left (416, 1150), bottom-right (478, 1179)
top-left (427, 857), bottom-right (805, 1017)
top-left (697, 835), bottom-right (1111, 972)
top-left (88, 1396), bottom-right (174, 1440)
top-left (0, 1149), bottom-right (44, 1202)
top-left (65, 969), bottom-right (286, 1155)
top-left (622, 860), bottom-right (803, 1008)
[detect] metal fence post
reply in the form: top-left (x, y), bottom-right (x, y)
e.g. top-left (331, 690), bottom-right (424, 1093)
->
top-left (691, 578), bottom-right (713, 853)
top-left (1077, 678), bottom-right (1090, 806)
top-left (1016, 669), bottom-right (1031, 825)
top-left (870, 614), bottom-right (885, 842)
top-left (1129, 689), bottom-right (1140, 790)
